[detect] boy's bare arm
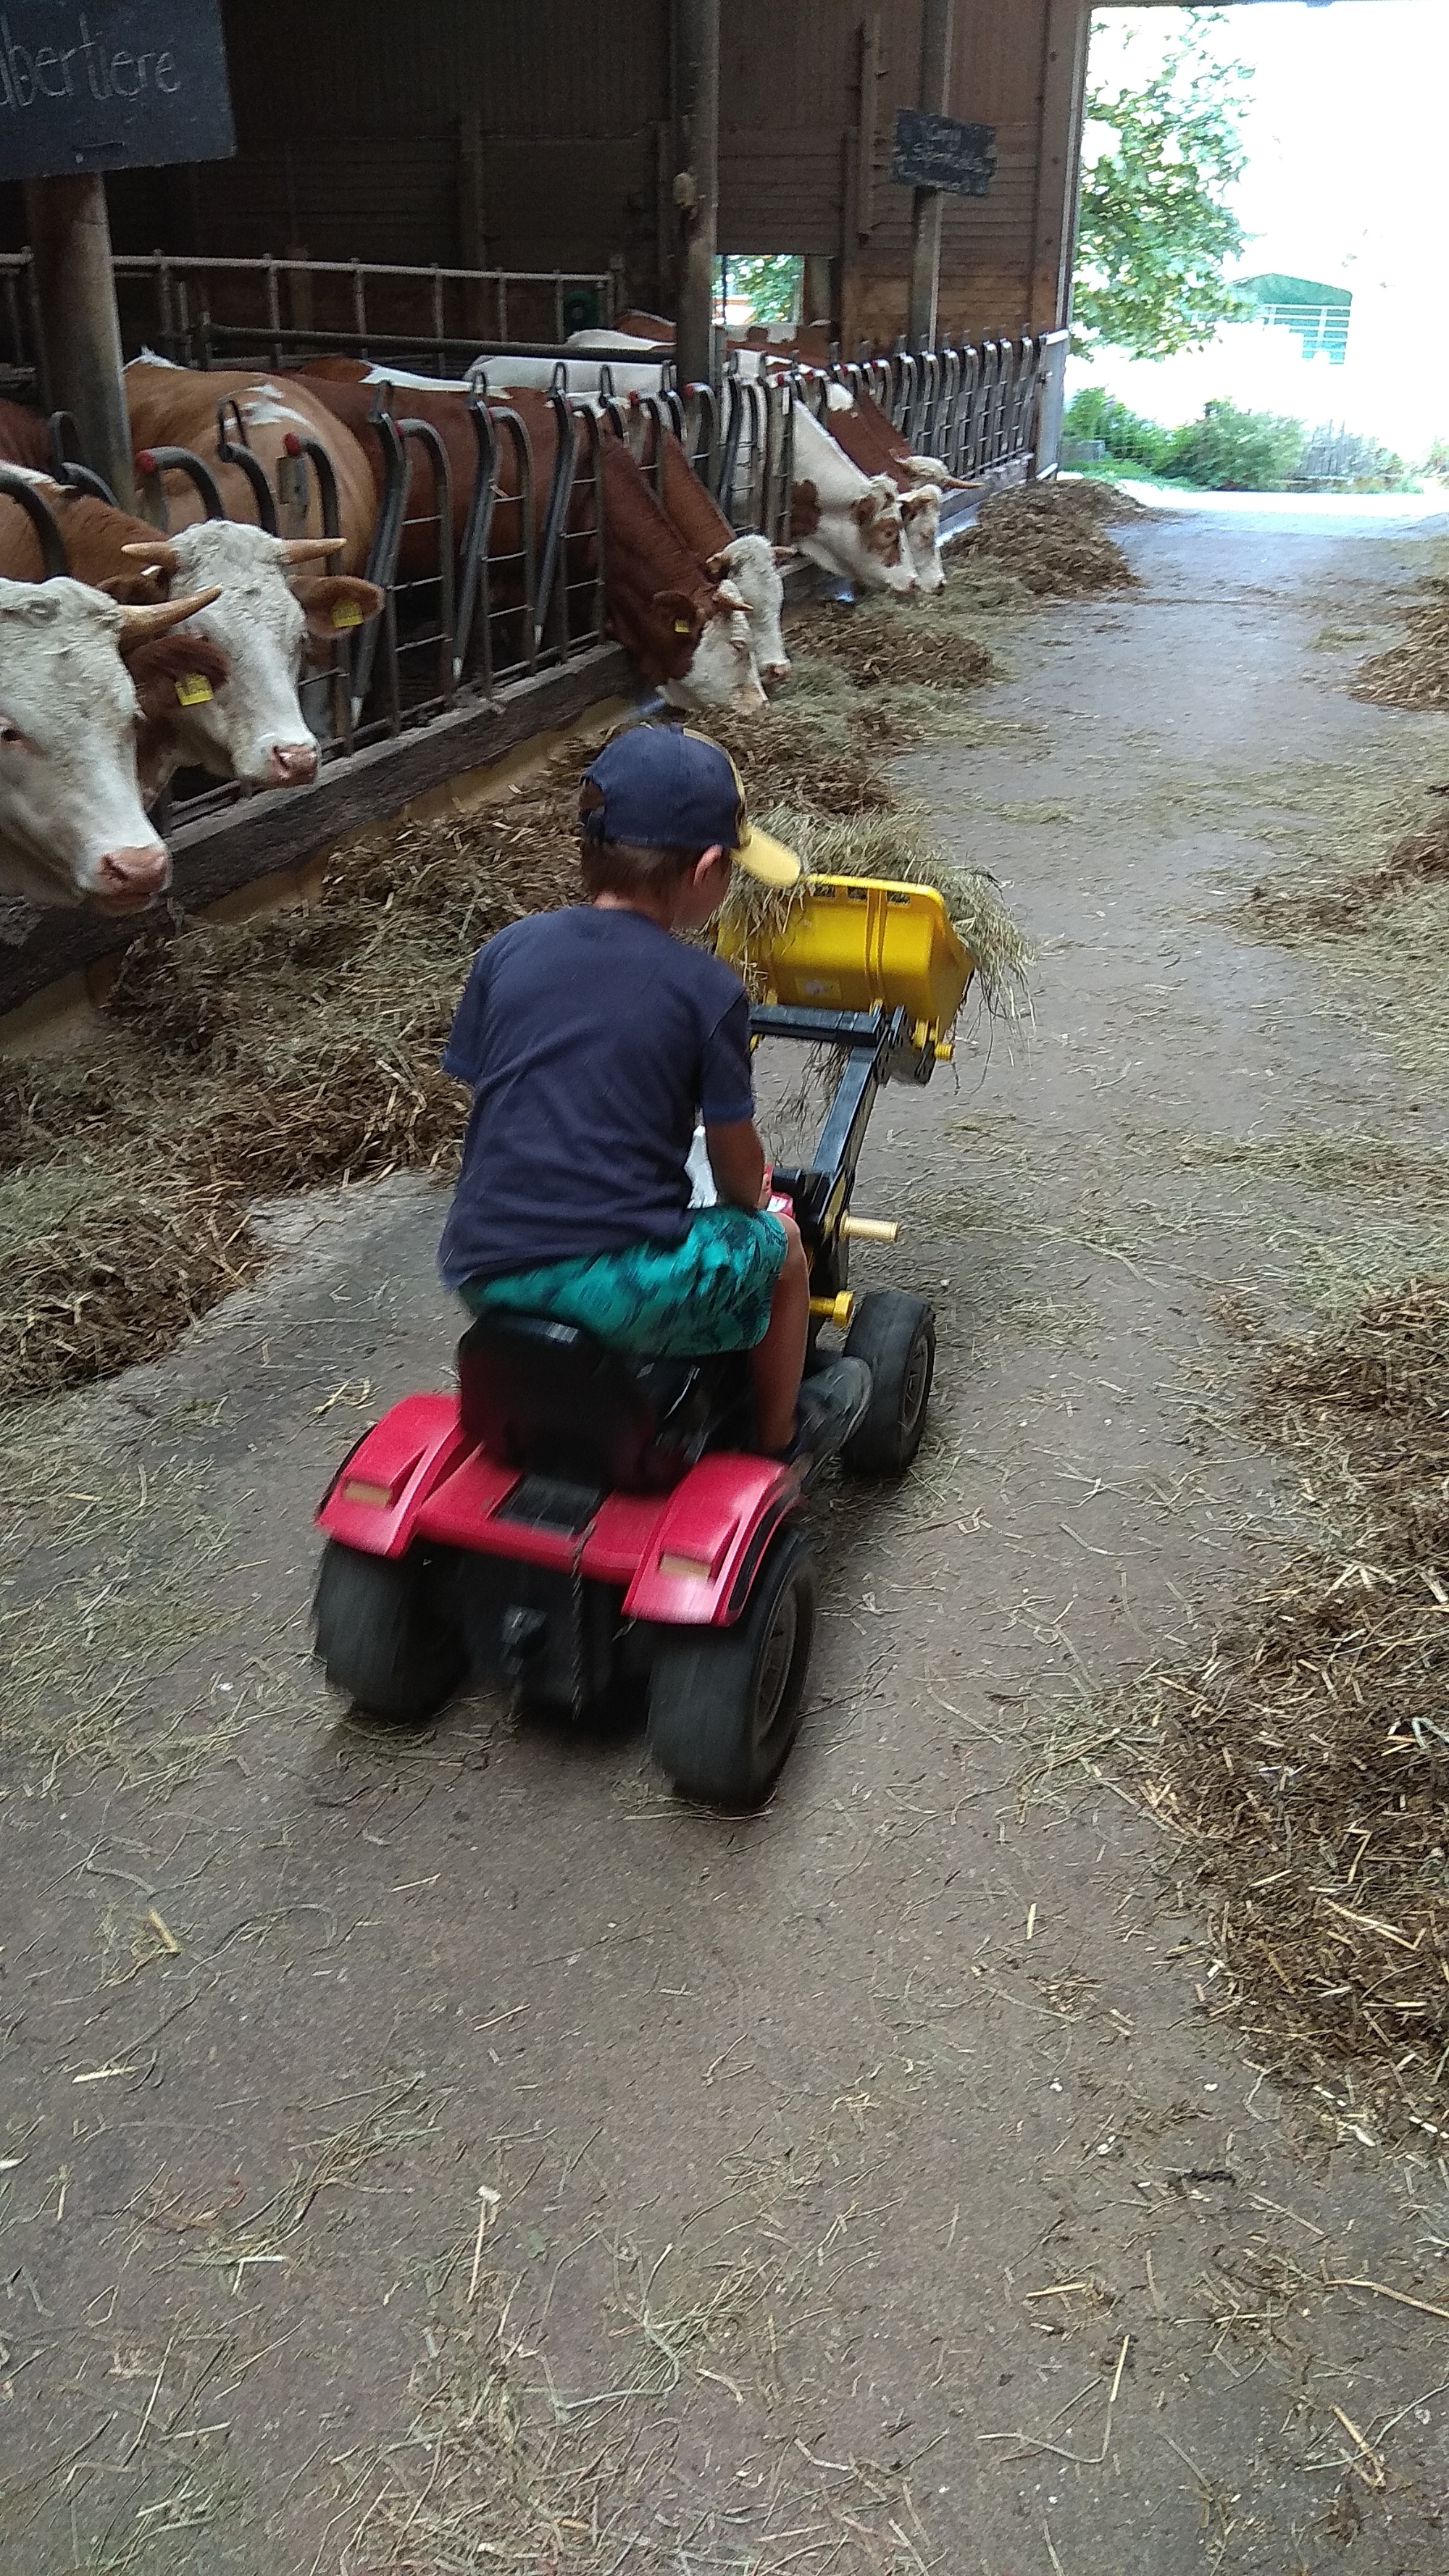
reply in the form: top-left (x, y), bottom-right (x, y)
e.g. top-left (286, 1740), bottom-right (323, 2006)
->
top-left (704, 1118), bottom-right (767, 1210)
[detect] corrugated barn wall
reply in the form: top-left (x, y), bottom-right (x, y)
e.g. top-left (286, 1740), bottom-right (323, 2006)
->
top-left (0, 1), bottom-right (1087, 348)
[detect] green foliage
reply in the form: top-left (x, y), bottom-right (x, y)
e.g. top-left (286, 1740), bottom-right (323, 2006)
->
top-left (1063, 387), bottom-right (1177, 474)
top-left (1168, 399), bottom-right (1304, 490)
top-left (716, 254), bottom-right (802, 325)
top-left (1074, 13), bottom-right (1252, 359)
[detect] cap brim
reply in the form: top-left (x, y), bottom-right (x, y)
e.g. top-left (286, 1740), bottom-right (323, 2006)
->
top-left (732, 824), bottom-right (803, 889)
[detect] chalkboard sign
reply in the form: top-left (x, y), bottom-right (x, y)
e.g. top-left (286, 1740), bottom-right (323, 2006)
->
top-left (891, 109), bottom-right (995, 198)
top-left (0, 1), bottom-right (235, 181)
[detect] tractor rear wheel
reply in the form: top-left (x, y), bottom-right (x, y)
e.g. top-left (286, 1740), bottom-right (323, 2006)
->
top-left (646, 1525), bottom-right (817, 1805)
top-left (313, 1539), bottom-right (466, 1724)
top-left (840, 1289), bottom-right (935, 1476)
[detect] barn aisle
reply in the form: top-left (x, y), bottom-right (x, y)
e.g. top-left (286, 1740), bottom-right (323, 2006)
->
top-left (3, 492), bottom-right (1448, 2574)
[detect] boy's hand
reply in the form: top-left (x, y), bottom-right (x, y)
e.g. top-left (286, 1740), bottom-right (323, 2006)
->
top-left (704, 1118), bottom-right (767, 1212)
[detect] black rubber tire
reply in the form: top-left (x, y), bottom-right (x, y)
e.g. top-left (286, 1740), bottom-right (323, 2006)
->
top-left (313, 1539), bottom-right (467, 1724)
top-left (646, 1525), bottom-right (817, 1805)
top-left (840, 1289), bottom-right (935, 1477)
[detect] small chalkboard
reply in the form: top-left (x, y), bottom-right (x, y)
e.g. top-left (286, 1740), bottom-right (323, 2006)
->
top-left (0, 1), bottom-right (235, 182)
top-left (891, 109), bottom-right (995, 198)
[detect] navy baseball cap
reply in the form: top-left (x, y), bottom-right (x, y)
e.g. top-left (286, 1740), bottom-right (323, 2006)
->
top-left (579, 724), bottom-right (801, 887)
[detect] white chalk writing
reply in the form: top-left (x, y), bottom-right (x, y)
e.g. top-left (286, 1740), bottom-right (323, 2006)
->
top-left (0, 12), bottom-right (183, 112)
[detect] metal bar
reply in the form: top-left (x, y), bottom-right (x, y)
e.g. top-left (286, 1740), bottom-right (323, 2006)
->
top-left (264, 256), bottom-right (282, 369)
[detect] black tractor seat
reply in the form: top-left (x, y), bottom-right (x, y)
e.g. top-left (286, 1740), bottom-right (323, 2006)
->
top-left (458, 1312), bottom-right (744, 1495)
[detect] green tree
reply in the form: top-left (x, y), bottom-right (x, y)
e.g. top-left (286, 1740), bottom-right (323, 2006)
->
top-left (716, 254), bottom-right (802, 325)
top-left (1073, 13), bottom-right (1252, 359)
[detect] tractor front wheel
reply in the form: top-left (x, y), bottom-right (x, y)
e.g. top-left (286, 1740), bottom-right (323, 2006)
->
top-left (840, 1289), bottom-right (935, 1477)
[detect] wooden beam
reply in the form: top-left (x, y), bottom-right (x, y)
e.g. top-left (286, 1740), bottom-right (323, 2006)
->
top-left (21, 175), bottom-right (135, 509)
top-left (906, 0), bottom-right (956, 352)
top-left (1030, 0), bottom-right (1092, 330)
top-left (674, 0), bottom-right (719, 387)
top-left (0, 646), bottom-right (634, 1023)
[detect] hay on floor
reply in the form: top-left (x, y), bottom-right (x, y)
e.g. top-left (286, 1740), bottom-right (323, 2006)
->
top-left (1117, 1279), bottom-right (1449, 2146)
top-left (1248, 806), bottom-right (1449, 934)
top-left (1353, 579), bottom-right (1449, 713)
top-left (957, 481), bottom-right (1140, 597)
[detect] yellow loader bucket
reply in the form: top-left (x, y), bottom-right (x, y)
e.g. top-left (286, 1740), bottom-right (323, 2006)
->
top-left (719, 876), bottom-right (974, 1043)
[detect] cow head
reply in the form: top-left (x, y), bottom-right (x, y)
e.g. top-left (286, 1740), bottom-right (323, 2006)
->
top-left (0, 576), bottom-right (196, 911)
top-left (703, 534), bottom-right (792, 691)
top-left (659, 580), bottom-right (767, 716)
top-left (900, 485), bottom-right (945, 594)
top-left (851, 477), bottom-right (917, 595)
top-left (120, 523), bottom-right (383, 793)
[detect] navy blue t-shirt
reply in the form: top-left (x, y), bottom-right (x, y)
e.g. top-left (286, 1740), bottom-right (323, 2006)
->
top-left (438, 905), bottom-right (755, 1287)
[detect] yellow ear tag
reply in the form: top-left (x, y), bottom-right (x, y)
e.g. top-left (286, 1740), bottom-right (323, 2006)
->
top-left (175, 672), bottom-right (214, 706)
top-left (330, 598), bottom-right (364, 630)
top-left (672, 617), bottom-right (692, 635)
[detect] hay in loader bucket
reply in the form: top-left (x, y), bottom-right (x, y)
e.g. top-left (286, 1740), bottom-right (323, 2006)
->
top-left (1116, 1279), bottom-right (1449, 2146)
top-left (958, 480), bottom-right (1141, 596)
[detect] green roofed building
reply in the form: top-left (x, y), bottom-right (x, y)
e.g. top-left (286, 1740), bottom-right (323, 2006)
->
top-left (1240, 274), bottom-right (1353, 365)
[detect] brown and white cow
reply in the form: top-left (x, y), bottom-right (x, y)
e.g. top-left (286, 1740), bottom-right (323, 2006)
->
top-left (124, 359), bottom-right (377, 572)
top-left (0, 462), bottom-right (380, 795)
top-left (820, 382), bottom-right (973, 593)
top-left (293, 363), bottom-right (768, 713)
top-left (787, 403), bottom-right (916, 595)
top-left (0, 576), bottom-right (225, 911)
top-left (629, 414), bottom-right (792, 688)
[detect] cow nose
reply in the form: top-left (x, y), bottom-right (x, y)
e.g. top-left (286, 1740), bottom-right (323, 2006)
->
top-left (267, 740), bottom-right (319, 787)
top-left (96, 843), bottom-right (169, 898)
top-left (761, 662), bottom-right (790, 693)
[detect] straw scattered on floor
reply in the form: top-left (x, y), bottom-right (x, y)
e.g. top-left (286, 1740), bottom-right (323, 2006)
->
top-left (1354, 578), bottom-right (1449, 712)
top-left (1111, 1277), bottom-right (1449, 2146)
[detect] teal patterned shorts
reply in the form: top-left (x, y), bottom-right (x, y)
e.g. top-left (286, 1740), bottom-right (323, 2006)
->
top-left (459, 1206), bottom-right (789, 1357)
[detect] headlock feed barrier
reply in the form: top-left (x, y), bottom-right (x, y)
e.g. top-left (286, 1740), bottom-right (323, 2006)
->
top-left (1, 325), bottom-right (1064, 852)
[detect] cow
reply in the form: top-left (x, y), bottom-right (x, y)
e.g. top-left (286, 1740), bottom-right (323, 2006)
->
top-left (0, 468), bottom-right (381, 795)
top-left (292, 364), bottom-right (767, 712)
top-left (124, 359), bottom-right (377, 572)
top-left (593, 432), bottom-right (764, 714)
top-left (818, 381), bottom-right (977, 593)
top-left (786, 403), bottom-right (916, 595)
top-left (0, 576), bottom-right (225, 911)
top-left (630, 411), bottom-right (792, 687)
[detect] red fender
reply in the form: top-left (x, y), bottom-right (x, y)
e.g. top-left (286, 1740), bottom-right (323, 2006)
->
top-left (316, 1393), bottom-right (469, 1560)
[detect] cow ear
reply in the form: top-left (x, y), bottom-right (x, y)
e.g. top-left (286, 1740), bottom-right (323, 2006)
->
top-left (96, 572), bottom-right (166, 606)
top-left (852, 490), bottom-right (879, 529)
top-left (291, 573), bottom-right (385, 659)
top-left (772, 544), bottom-right (799, 565)
top-left (714, 580), bottom-right (747, 614)
top-left (653, 587), bottom-right (703, 645)
top-left (703, 548), bottom-right (733, 577)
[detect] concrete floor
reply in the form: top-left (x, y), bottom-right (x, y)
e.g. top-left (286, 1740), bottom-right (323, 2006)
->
top-left (3, 498), bottom-right (1448, 2575)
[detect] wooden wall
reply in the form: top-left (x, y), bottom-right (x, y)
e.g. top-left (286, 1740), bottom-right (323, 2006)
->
top-left (0, 1), bottom-right (1092, 350)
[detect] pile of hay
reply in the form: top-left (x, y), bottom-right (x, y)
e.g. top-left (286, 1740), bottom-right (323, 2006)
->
top-left (1354, 579), bottom-right (1449, 712)
top-left (1119, 1279), bottom-right (1449, 2144)
top-left (957, 480), bottom-right (1140, 597)
top-left (788, 598), bottom-right (996, 695)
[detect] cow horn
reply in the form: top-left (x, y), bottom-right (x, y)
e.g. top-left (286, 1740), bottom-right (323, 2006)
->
top-left (117, 585), bottom-right (223, 641)
top-left (279, 537), bottom-right (346, 563)
top-left (120, 538), bottom-right (180, 570)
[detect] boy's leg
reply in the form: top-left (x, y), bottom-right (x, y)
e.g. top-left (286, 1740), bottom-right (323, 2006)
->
top-left (751, 1213), bottom-right (810, 1452)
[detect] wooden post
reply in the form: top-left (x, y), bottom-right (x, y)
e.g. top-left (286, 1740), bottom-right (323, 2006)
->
top-left (674, 0), bottom-right (719, 388)
top-left (906, 0), bottom-right (955, 353)
top-left (803, 254), bottom-right (835, 327)
top-left (22, 174), bottom-right (135, 510)
top-left (1030, 0), bottom-right (1092, 330)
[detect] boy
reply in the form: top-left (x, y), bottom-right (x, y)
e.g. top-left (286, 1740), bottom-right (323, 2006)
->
top-left (438, 723), bottom-right (869, 1463)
